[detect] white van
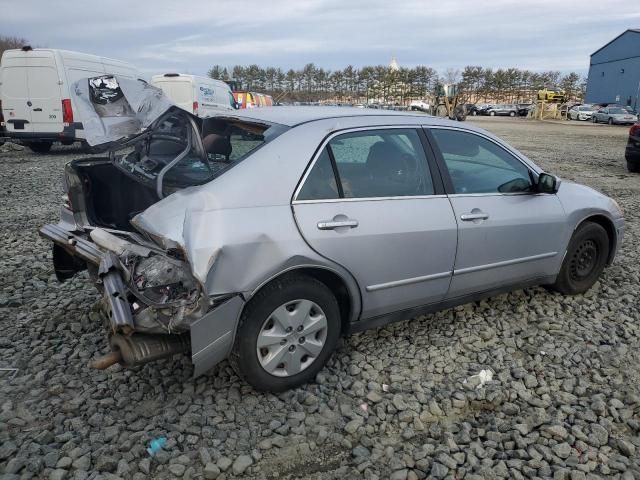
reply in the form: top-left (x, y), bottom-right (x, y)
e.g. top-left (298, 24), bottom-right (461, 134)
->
top-left (151, 74), bottom-right (236, 117)
top-left (0, 47), bottom-right (139, 153)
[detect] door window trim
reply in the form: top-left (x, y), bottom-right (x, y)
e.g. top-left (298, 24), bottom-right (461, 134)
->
top-left (292, 125), bottom-right (444, 204)
top-left (423, 126), bottom-right (544, 197)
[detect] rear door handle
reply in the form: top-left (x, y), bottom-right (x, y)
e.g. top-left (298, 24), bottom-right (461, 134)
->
top-left (33, 108), bottom-right (42, 112)
top-left (460, 212), bottom-right (489, 221)
top-left (317, 219), bottom-right (359, 230)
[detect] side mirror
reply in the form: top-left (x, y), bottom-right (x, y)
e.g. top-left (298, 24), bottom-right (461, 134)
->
top-left (233, 101), bottom-right (240, 110)
top-left (537, 173), bottom-right (560, 193)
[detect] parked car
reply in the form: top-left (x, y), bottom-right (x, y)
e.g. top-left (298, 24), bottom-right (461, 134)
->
top-left (517, 104), bottom-right (535, 117)
top-left (150, 74), bottom-right (237, 117)
top-left (0, 46), bottom-right (139, 153)
top-left (537, 88), bottom-right (566, 103)
top-left (625, 123), bottom-right (640, 172)
top-left (40, 76), bottom-right (624, 391)
top-left (592, 106), bottom-right (637, 125)
top-left (485, 104), bottom-right (518, 117)
top-left (476, 104), bottom-right (493, 115)
top-left (466, 104), bottom-right (481, 116)
top-left (409, 100), bottom-right (430, 112)
top-left (568, 104), bottom-right (597, 121)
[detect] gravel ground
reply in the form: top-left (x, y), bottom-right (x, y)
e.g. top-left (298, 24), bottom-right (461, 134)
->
top-left (1, 118), bottom-right (639, 480)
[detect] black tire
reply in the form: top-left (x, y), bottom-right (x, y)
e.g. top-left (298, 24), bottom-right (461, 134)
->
top-left (489, 111), bottom-right (496, 116)
top-left (551, 222), bottom-right (609, 295)
top-left (592, 116), bottom-right (598, 124)
top-left (230, 273), bottom-right (341, 392)
top-left (608, 118), bottom-right (613, 125)
top-left (627, 161), bottom-right (640, 173)
top-left (28, 141), bottom-right (53, 153)
top-left (509, 111), bottom-right (515, 117)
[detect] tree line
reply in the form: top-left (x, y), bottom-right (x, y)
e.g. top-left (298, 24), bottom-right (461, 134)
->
top-left (208, 63), bottom-right (585, 105)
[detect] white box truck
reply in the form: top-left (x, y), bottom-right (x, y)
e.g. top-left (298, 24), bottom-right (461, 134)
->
top-left (0, 47), bottom-right (140, 153)
top-left (150, 73), bottom-right (236, 117)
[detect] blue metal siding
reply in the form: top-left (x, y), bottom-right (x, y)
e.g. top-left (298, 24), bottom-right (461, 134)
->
top-left (586, 30), bottom-right (640, 109)
top-left (586, 58), bottom-right (640, 107)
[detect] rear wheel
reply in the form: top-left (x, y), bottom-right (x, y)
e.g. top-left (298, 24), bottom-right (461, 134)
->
top-left (230, 274), bottom-right (341, 391)
top-left (27, 141), bottom-right (53, 153)
top-left (509, 111), bottom-right (515, 117)
top-left (551, 222), bottom-right (609, 295)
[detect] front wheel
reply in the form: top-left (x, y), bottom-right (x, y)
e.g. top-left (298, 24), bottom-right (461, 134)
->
top-left (230, 274), bottom-right (341, 391)
top-left (592, 116), bottom-right (598, 123)
top-left (551, 222), bottom-right (609, 295)
top-left (509, 111), bottom-right (515, 117)
top-left (489, 111), bottom-right (496, 116)
top-left (608, 118), bottom-right (614, 125)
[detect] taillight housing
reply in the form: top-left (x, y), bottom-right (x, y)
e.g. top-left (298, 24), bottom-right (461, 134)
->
top-left (193, 101), bottom-right (199, 115)
top-left (630, 123), bottom-right (640, 138)
top-left (62, 99), bottom-right (73, 123)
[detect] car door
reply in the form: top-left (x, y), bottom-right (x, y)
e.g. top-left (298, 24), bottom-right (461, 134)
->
top-left (293, 127), bottom-right (458, 319)
top-left (427, 127), bottom-right (567, 299)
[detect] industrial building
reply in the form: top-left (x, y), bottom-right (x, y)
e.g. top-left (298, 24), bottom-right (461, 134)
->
top-left (585, 29), bottom-right (640, 110)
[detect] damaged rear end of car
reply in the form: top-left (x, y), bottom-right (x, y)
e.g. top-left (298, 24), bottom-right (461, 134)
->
top-left (39, 75), bottom-right (285, 375)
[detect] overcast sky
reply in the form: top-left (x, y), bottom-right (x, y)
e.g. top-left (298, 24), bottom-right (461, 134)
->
top-left (2, 0), bottom-right (638, 77)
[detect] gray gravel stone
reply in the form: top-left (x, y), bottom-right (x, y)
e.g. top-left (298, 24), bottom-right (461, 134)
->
top-left (1, 125), bottom-right (640, 480)
top-left (203, 462), bottom-right (220, 479)
top-left (232, 455), bottom-right (253, 475)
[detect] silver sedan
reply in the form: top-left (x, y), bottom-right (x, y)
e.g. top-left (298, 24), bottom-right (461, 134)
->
top-left (592, 106), bottom-right (637, 125)
top-left (40, 77), bottom-right (625, 391)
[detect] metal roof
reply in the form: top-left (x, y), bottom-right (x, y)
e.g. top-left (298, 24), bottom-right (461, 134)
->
top-left (590, 29), bottom-right (640, 57)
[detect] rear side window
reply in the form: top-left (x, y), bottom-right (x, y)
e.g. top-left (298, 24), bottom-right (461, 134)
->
top-left (297, 149), bottom-right (339, 200)
top-left (297, 128), bottom-right (434, 200)
top-left (431, 129), bottom-right (532, 194)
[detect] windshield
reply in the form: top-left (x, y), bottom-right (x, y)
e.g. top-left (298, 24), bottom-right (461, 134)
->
top-left (112, 110), bottom-right (287, 197)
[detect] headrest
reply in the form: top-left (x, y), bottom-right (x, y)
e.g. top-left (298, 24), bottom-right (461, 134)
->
top-left (202, 134), bottom-right (232, 157)
top-left (366, 141), bottom-right (400, 176)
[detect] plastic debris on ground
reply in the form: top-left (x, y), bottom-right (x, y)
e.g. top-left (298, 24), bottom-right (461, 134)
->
top-left (464, 369), bottom-right (494, 389)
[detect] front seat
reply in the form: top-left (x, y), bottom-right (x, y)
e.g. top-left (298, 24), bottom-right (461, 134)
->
top-left (202, 134), bottom-right (232, 160)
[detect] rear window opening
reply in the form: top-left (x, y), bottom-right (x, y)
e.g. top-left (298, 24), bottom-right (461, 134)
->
top-left (110, 110), bottom-right (287, 196)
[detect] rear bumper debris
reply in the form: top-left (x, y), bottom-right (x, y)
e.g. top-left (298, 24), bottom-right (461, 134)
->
top-left (39, 223), bottom-right (242, 374)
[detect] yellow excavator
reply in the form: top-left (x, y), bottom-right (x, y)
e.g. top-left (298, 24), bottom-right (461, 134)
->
top-left (435, 83), bottom-right (466, 121)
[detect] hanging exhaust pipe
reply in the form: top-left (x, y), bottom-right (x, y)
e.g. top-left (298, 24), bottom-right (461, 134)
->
top-left (89, 333), bottom-right (191, 369)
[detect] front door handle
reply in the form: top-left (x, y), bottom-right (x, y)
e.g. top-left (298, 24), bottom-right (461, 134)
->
top-left (317, 219), bottom-right (359, 230)
top-left (460, 212), bottom-right (489, 221)
top-left (33, 108), bottom-right (42, 112)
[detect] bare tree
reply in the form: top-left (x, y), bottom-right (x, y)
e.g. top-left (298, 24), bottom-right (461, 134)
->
top-left (0, 35), bottom-right (30, 58)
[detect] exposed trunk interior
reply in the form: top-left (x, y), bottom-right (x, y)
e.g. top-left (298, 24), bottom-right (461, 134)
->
top-left (72, 159), bottom-right (158, 231)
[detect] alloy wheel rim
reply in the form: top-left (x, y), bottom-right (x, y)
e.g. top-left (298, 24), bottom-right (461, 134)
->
top-left (256, 299), bottom-right (328, 377)
top-left (569, 240), bottom-right (598, 281)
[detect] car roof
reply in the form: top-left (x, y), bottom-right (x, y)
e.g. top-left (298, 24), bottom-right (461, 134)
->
top-left (228, 106), bottom-right (459, 128)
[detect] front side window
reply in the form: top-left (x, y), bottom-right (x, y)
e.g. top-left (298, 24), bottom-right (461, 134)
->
top-left (297, 128), bottom-right (434, 200)
top-left (431, 129), bottom-right (533, 194)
